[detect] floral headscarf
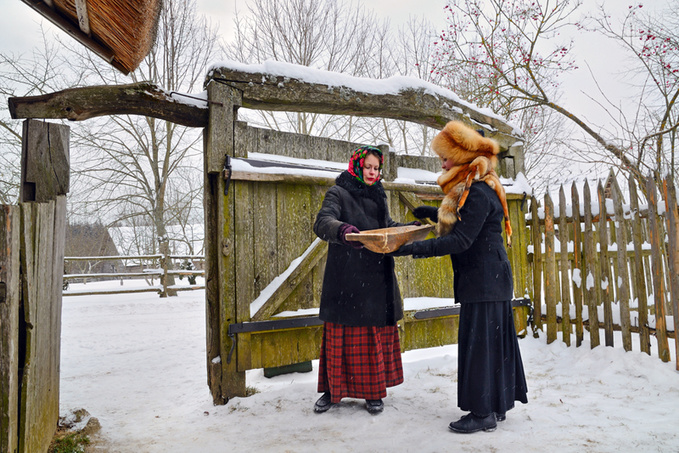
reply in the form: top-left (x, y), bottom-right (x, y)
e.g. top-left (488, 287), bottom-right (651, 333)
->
top-left (347, 146), bottom-right (383, 185)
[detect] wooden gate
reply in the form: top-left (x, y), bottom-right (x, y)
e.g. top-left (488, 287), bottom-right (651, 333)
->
top-left (0, 120), bottom-right (69, 453)
top-left (202, 72), bottom-right (531, 404)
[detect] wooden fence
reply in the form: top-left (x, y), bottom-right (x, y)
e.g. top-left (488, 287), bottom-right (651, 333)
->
top-left (63, 253), bottom-right (205, 296)
top-left (528, 173), bottom-right (679, 369)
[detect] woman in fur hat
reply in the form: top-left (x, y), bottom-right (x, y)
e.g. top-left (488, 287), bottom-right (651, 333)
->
top-left (390, 121), bottom-right (528, 433)
top-left (312, 146), bottom-right (417, 415)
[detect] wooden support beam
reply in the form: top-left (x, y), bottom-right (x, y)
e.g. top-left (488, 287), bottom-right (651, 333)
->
top-left (209, 66), bottom-right (521, 150)
top-left (9, 83), bottom-right (208, 128)
top-left (251, 239), bottom-right (328, 322)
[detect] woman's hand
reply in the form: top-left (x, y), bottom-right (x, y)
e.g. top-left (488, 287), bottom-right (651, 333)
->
top-left (413, 206), bottom-right (438, 223)
top-left (338, 223), bottom-right (364, 249)
top-left (387, 243), bottom-right (414, 257)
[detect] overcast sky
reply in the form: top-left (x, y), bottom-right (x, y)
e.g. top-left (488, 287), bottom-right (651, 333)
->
top-left (1, 0), bottom-right (673, 129)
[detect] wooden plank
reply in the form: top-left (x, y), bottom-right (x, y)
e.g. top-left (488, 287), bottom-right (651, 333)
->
top-left (234, 180), bottom-right (255, 372)
top-left (571, 183), bottom-right (584, 346)
top-left (20, 119), bottom-right (70, 203)
top-left (0, 205), bottom-right (20, 453)
top-left (629, 176), bottom-right (650, 354)
top-left (611, 179), bottom-right (632, 351)
top-left (251, 239), bottom-right (328, 322)
top-left (19, 201), bottom-right (59, 453)
top-left (544, 192), bottom-right (557, 344)
top-left (583, 180), bottom-right (600, 348)
top-left (558, 186), bottom-right (571, 346)
top-left (662, 177), bottom-right (679, 369)
top-left (597, 182), bottom-right (614, 347)
top-left (530, 197), bottom-right (543, 334)
top-left (646, 177), bottom-right (670, 362)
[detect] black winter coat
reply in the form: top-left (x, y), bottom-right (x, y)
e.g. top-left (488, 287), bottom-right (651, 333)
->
top-left (313, 171), bottom-right (405, 327)
top-left (406, 182), bottom-right (514, 303)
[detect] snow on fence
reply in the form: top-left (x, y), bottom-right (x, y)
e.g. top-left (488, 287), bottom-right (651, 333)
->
top-left (63, 253), bottom-right (205, 296)
top-left (528, 173), bottom-right (679, 369)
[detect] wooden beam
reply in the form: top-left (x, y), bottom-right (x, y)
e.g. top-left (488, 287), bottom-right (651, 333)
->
top-left (209, 67), bottom-right (521, 149)
top-left (251, 239), bottom-right (328, 322)
top-left (8, 82), bottom-right (208, 128)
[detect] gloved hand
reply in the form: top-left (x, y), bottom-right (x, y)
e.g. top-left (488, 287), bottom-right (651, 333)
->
top-left (338, 223), bottom-right (364, 249)
top-left (412, 205), bottom-right (438, 223)
top-left (387, 243), bottom-right (414, 257)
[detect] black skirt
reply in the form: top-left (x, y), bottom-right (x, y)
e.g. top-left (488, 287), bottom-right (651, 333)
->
top-left (457, 300), bottom-right (528, 416)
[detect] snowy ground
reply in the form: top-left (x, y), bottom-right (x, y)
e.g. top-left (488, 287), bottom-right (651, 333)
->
top-left (60, 281), bottom-right (679, 452)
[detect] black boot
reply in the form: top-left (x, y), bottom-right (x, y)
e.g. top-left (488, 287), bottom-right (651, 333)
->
top-left (495, 412), bottom-right (506, 422)
top-left (448, 412), bottom-right (497, 433)
top-left (365, 399), bottom-right (384, 414)
top-left (314, 392), bottom-right (335, 413)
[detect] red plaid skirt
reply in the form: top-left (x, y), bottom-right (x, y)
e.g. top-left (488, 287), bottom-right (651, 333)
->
top-left (317, 322), bottom-right (404, 402)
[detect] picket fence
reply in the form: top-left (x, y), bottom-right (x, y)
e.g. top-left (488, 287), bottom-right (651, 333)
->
top-left (528, 173), bottom-right (679, 369)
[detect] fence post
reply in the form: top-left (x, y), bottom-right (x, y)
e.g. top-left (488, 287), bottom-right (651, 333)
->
top-left (646, 177), bottom-right (670, 362)
top-left (583, 180), bottom-right (600, 348)
top-left (611, 178), bottom-right (632, 351)
top-left (571, 183), bottom-right (584, 346)
top-left (629, 176), bottom-right (651, 354)
top-left (544, 192), bottom-right (557, 344)
top-left (558, 185), bottom-right (571, 346)
top-left (662, 177), bottom-right (679, 370)
top-left (530, 197), bottom-right (543, 335)
top-left (597, 182), bottom-right (614, 347)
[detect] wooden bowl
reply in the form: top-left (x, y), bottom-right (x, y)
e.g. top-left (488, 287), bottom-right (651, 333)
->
top-left (345, 224), bottom-right (434, 254)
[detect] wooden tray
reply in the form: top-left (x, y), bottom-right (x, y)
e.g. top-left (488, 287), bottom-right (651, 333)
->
top-left (345, 224), bottom-right (434, 254)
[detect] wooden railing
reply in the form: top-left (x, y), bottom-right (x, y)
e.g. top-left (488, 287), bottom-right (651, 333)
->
top-left (63, 253), bottom-right (205, 296)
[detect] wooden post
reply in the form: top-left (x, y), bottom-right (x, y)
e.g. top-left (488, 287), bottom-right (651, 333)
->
top-left (646, 177), bottom-right (670, 362)
top-left (611, 179), bottom-right (632, 351)
top-left (597, 182), bottom-right (614, 347)
top-left (530, 197), bottom-right (543, 335)
top-left (629, 176), bottom-right (650, 354)
top-left (544, 192), bottom-right (557, 344)
top-left (0, 206), bottom-right (20, 453)
top-left (582, 180), bottom-right (600, 348)
top-left (20, 119), bottom-right (70, 202)
top-left (661, 177), bottom-right (679, 369)
top-left (558, 186), bottom-right (571, 346)
top-left (571, 183), bottom-right (584, 346)
top-left (17, 119), bottom-right (69, 452)
top-left (204, 80), bottom-right (246, 403)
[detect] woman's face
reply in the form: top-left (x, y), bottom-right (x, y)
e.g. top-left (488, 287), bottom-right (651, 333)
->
top-left (441, 157), bottom-right (454, 171)
top-left (362, 153), bottom-right (381, 185)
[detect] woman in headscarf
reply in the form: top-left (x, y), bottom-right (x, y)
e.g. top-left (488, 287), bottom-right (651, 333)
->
top-left (312, 146), bottom-right (417, 415)
top-left (391, 121), bottom-right (528, 433)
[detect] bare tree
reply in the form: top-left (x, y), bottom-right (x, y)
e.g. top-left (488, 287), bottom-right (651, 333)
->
top-left (432, 0), bottom-right (678, 190)
top-left (592, 4), bottom-right (679, 183)
top-left (0, 26), bottom-right (86, 203)
top-left (61, 0), bottom-right (218, 294)
top-left (226, 0), bottom-right (392, 143)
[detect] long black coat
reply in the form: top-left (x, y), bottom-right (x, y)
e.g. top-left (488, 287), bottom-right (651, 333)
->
top-left (313, 171), bottom-right (404, 327)
top-left (406, 182), bottom-right (513, 303)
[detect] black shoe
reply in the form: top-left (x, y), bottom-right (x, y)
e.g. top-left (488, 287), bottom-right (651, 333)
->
top-left (495, 412), bottom-right (506, 422)
top-left (314, 392), bottom-right (334, 413)
top-left (448, 412), bottom-right (497, 433)
top-left (365, 399), bottom-right (384, 414)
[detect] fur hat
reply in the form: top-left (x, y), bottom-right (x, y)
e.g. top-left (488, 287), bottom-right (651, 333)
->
top-left (430, 121), bottom-right (512, 245)
top-left (430, 121), bottom-right (500, 166)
